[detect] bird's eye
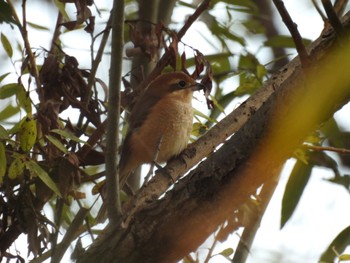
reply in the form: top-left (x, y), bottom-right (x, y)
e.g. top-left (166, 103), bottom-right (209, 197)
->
top-left (178, 80), bottom-right (187, 87)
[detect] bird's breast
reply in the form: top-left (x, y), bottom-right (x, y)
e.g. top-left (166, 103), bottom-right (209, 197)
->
top-left (130, 93), bottom-right (193, 164)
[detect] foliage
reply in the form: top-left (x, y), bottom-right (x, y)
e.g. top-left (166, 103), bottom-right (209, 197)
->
top-left (1, 0), bottom-right (350, 262)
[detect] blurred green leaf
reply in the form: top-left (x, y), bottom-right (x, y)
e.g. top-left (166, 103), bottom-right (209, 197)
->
top-left (0, 125), bottom-right (9, 139)
top-left (264, 35), bottom-right (312, 49)
top-left (0, 0), bottom-right (16, 25)
top-left (281, 159), bottom-right (312, 228)
top-left (8, 155), bottom-right (25, 180)
top-left (50, 129), bottom-right (85, 144)
top-left (0, 103), bottom-right (20, 121)
top-left (24, 160), bottom-right (62, 197)
top-left (16, 84), bottom-right (32, 114)
top-left (0, 72), bottom-right (11, 83)
top-left (27, 21), bottom-right (50, 31)
top-left (320, 225), bottom-right (350, 262)
top-left (18, 116), bottom-right (37, 152)
top-left (1, 33), bottom-right (13, 58)
top-left (218, 247), bottom-right (234, 257)
top-left (0, 142), bottom-right (6, 183)
top-left (45, 135), bottom-right (69, 154)
top-left (0, 83), bottom-right (21, 99)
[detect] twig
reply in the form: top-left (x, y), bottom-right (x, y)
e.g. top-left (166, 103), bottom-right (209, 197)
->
top-left (334, 0), bottom-right (349, 16)
top-left (7, 0), bottom-right (42, 89)
top-left (105, 0), bottom-right (124, 222)
top-left (312, 0), bottom-right (327, 22)
top-left (51, 208), bottom-right (89, 263)
top-left (272, 0), bottom-right (311, 68)
top-left (50, 11), bottom-right (63, 54)
top-left (322, 0), bottom-right (344, 35)
top-left (136, 0), bottom-right (211, 90)
top-left (304, 144), bottom-right (350, 154)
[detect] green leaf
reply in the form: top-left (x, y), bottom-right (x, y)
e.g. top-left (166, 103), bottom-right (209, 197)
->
top-left (0, 72), bottom-right (11, 83)
top-left (27, 21), bottom-right (50, 31)
top-left (45, 135), bottom-right (69, 154)
top-left (264, 35), bottom-right (312, 49)
top-left (8, 155), bottom-right (25, 179)
top-left (339, 254), bottom-right (350, 261)
top-left (0, 0), bottom-right (17, 25)
top-left (50, 129), bottom-right (86, 144)
top-left (53, 0), bottom-right (70, 21)
top-left (281, 159), bottom-right (312, 228)
top-left (219, 248), bottom-right (234, 257)
top-left (0, 83), bottom-right (21, 99)
top-left (0, 103), bottom-right (20, 121)
top-left (24, 160), bottom-right (62, 197)
top-left (16, 84), bottom-right (32, 114)
top-left (0, 124), bottom-right (9, 139)
top-left (0, 142), bottom-right (6, 183)
top-left (320, 225), bottom-right (350, 262)
top-left (1, 33), bottom-right (13, 58)
top-left (18, 116), bottom-right (37, 152)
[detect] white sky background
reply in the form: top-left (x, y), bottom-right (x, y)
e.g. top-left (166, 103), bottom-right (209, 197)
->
top-left (1, 1), bottom-right (350, 262)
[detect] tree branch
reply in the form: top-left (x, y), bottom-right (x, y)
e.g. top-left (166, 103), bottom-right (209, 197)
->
top-left (322, 0), bottom-right (344, 35)
top-left (272, 0), bottom-right (311, 68)
top-left (105, 0), bottom-right (125, 222)
top-left (77, 9), bottom-right (350, 263)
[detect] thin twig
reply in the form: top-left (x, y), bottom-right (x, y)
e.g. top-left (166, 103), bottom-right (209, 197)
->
top-left (312, 0), bottom-right (327, 22)
top-left (136, 0), bottom-right (211, 90)
top-left (334, 0), bottom-right (349, 16)
top-left (7, 0), bottom-right (42, 89)
top-left (304, 144), bottom-right (350, 154)
top-left (322, 0), bottom-right (344, 35)
top-left (51, 208), bottom-right (89, 263)
top-left (272, 0), bottom-right (311, 68)
top-left (105, 0), bottom-right (125, 222)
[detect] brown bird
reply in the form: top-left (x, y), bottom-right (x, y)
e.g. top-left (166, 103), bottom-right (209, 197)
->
top-left (119, 71), bottom-right (203, 187)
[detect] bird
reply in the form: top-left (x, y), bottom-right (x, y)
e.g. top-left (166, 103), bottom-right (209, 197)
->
top-left (119, 71), bottom-right (204, 188)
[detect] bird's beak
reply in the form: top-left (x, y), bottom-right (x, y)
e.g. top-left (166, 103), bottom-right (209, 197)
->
top-left (191, 82), bottom-right (206, 92)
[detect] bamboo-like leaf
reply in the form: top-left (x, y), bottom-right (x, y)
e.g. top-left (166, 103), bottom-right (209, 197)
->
top-left (281, 159), bottom-right (312, 228)
top-left (0, 142), bottom-right (6, 183)
top-left (24, 160), bottom-right (62, 197)
top-left (0, 124), bottom-right (9, 139)
top-left (19, 117), bottom-right (37, 152)
top-left (0, 83), bottom-right (21, 99)
top-left (320, 225), bottom-right (350, 262)
top-left (45, 135), bottom-right (69, 154)
top-left (50, 129), bottom-right (86, 144)
top-left (8, 155), bottom-right (25, 180)
top-left (1, 33), bottom-right (13, 58)
top-left (0, 103), bottom-right (20, 121)
top-left (16, 84), bottom-right (32, 114)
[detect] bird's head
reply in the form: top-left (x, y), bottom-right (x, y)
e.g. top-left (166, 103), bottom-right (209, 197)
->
top-left (146, 72), bottom-right (204, 99)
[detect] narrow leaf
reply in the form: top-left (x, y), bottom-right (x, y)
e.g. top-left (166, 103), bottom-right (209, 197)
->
top-left (50, 129), bottom-right (85, 144)
top-left (16, 84), bottom-right (32, 114)
top-left (281, 159), bottom-right (312, 228)
top-left (320, 225), bottom-right (350, 262)
top-left (0, 124), bottom-right (9, 139)
top-left (0, 103), bottom-right (20, 121)
top-left (0, 83), bottom-right (21, 99)
top-left (24, 160), bottom-right (62, 197)
top-left (45, 135), bottom-right (69, 154)
top-left (0, 142), bottom-right (6, 183)
top-left (1, 33), bottom-right (13, 58)
top-left (19, 117), bottom-right (37, 152)
top-left (8, 156), bottom-right (25, 179)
